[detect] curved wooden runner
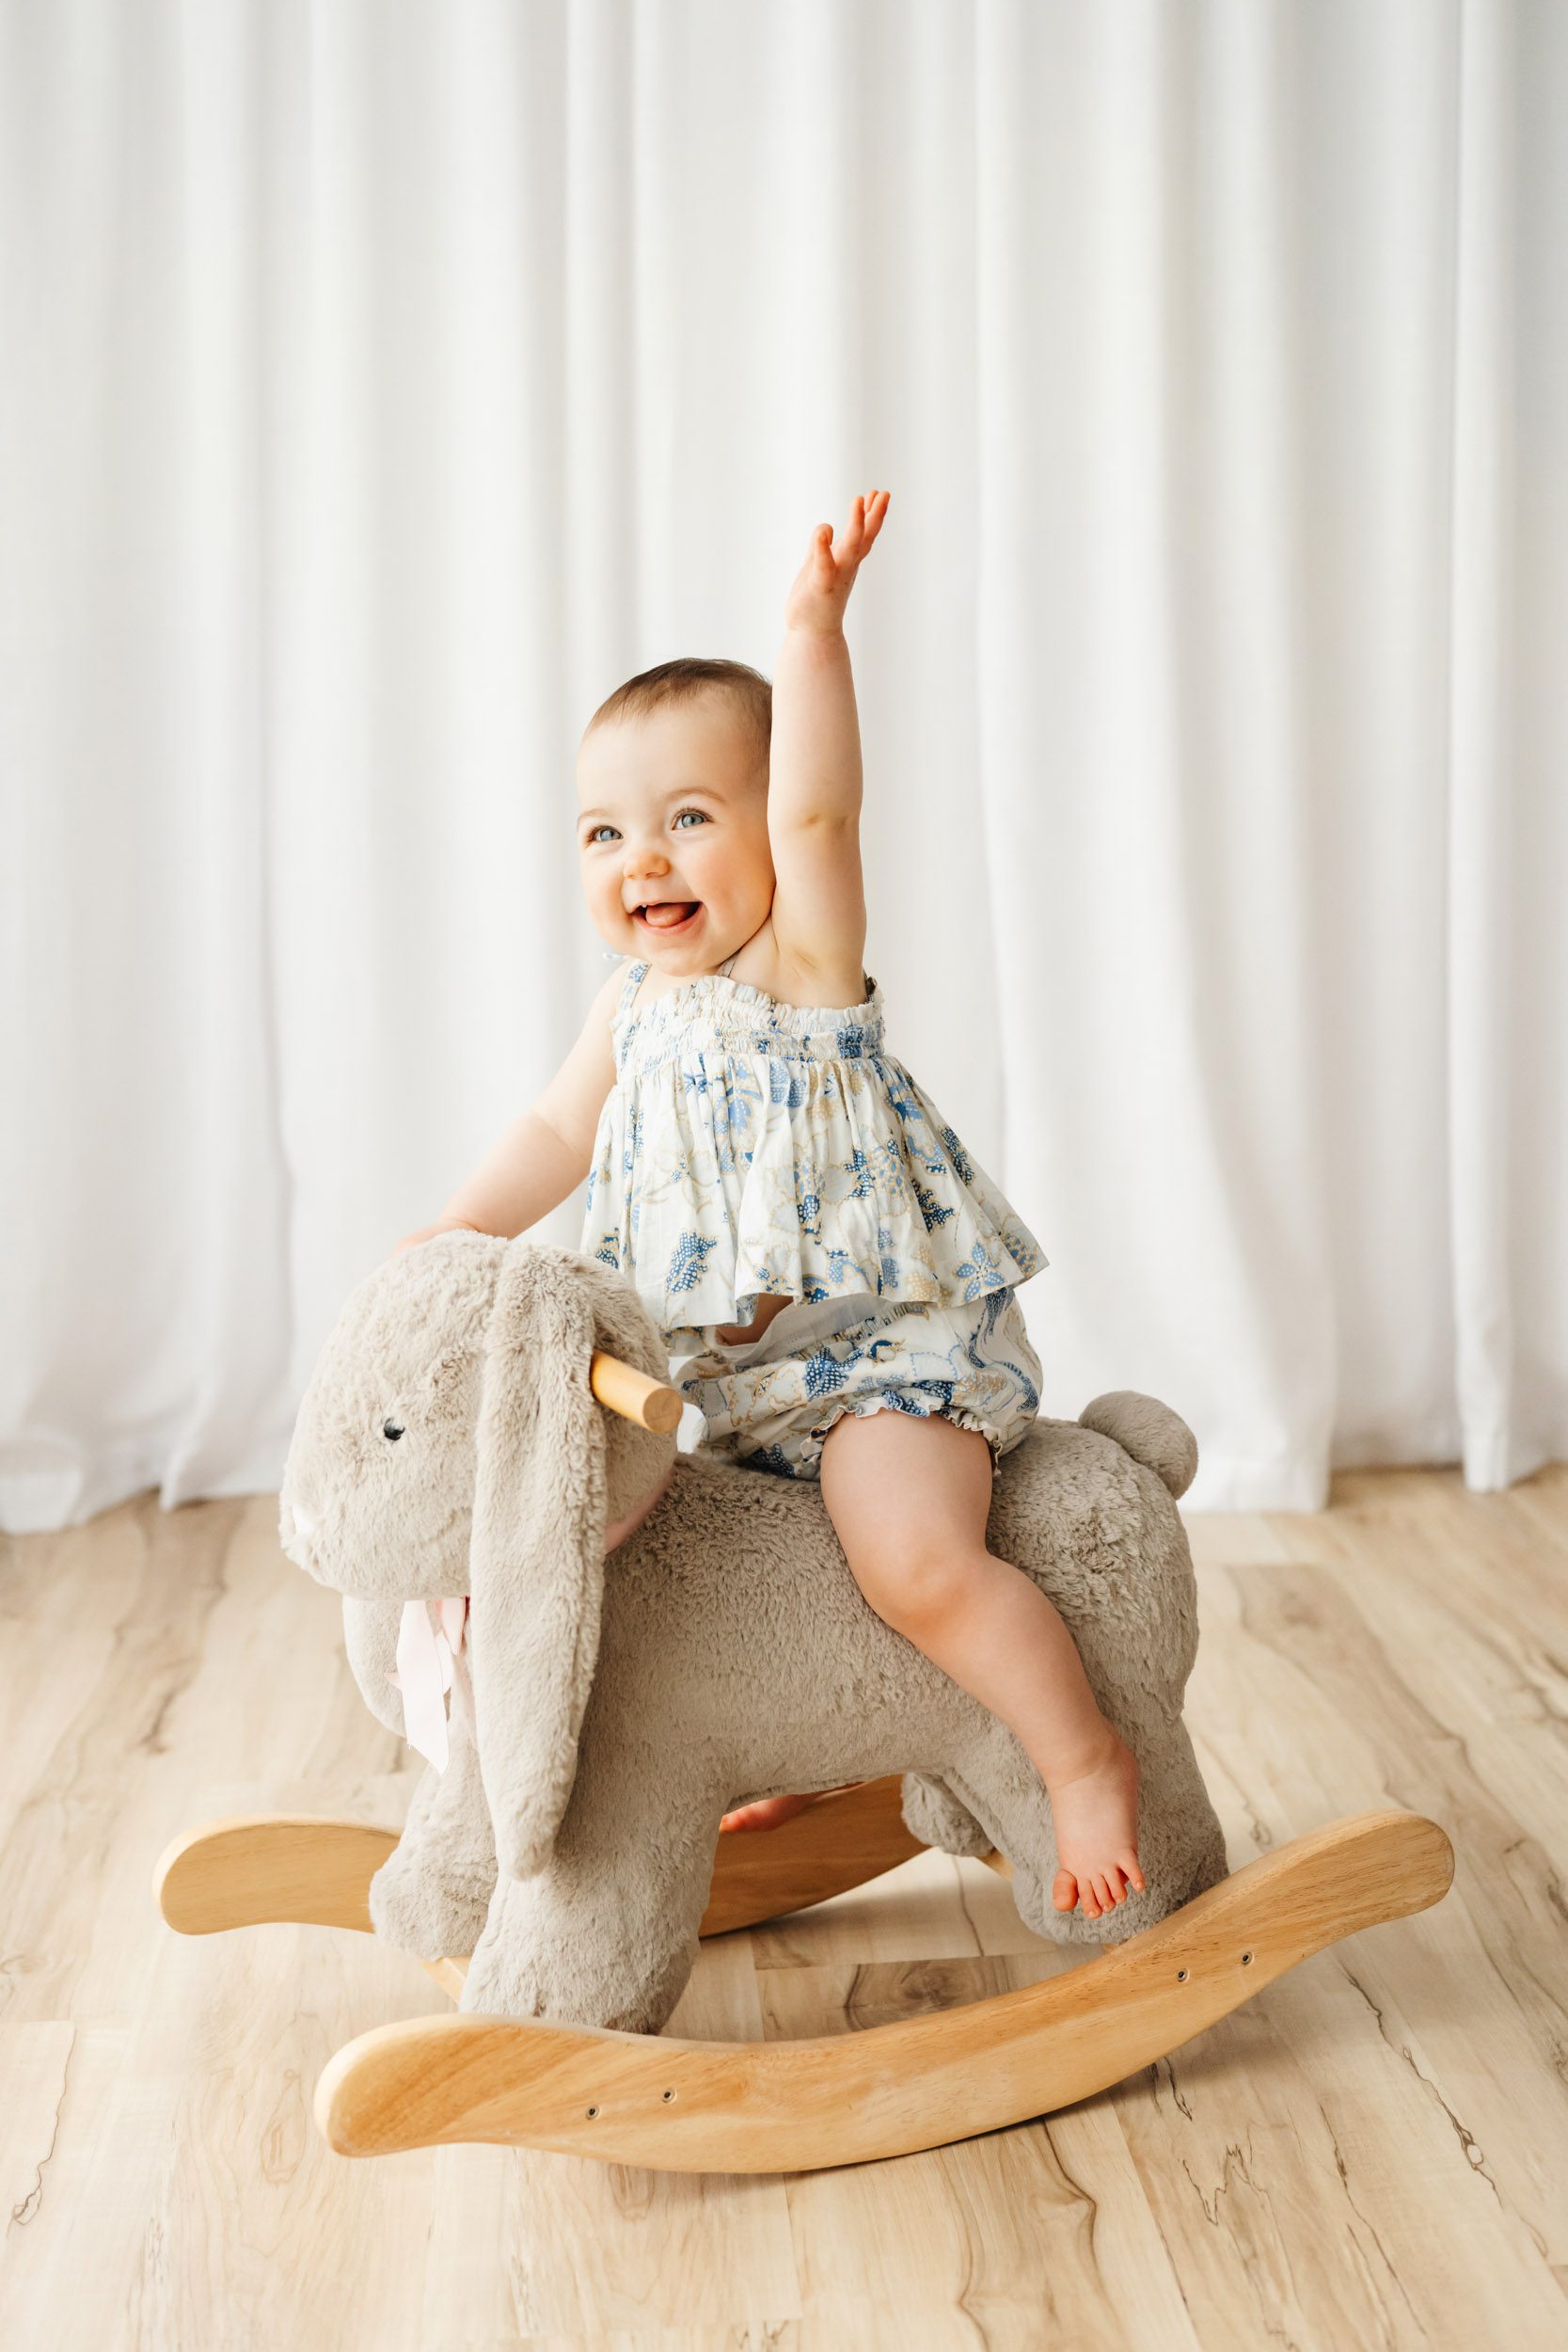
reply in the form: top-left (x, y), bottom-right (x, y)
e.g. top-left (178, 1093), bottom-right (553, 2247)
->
top-left (153, 1774), bottom-right (923, 1947)
top-left (156, 1797), bottom-right (1453, 2175)
top-left (315, 1809), bottom-right (1449, 2170)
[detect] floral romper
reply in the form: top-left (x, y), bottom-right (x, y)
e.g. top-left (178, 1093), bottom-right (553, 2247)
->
top-left (579, 952), bottom-right (1048, 1480)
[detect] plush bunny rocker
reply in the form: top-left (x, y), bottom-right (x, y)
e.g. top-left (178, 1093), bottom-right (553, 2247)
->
top-left (277, 1234), bottom-right (1227, 2035)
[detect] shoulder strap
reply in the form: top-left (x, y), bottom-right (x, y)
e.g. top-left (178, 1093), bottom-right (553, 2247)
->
top-left (616, 958), bottom-right (651, 1018)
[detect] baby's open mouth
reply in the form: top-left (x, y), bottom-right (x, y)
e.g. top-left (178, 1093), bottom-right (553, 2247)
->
top-left (635, 901), bottom-right (702, 933)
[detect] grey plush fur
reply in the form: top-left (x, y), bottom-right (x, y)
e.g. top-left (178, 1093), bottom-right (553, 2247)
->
top-left (278, 1234), bottom-right (1227, 2034)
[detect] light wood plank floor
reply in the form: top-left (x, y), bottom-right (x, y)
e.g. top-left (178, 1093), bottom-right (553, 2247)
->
top-left (2, 1466), bottom-right (1565, 2350)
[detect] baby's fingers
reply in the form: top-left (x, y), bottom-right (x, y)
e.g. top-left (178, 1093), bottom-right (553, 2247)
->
top-left (832, 491), bottom-right (873, 564)
top-left (858, 488), bottom-right (890, 554)
top-left (800, 525), bottom-right (836, 589)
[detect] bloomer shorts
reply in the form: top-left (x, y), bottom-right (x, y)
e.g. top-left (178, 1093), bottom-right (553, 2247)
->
top-left (670, 1287), bottom-right (1043, 1482)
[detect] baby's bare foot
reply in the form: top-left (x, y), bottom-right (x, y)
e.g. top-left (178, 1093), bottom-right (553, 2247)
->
top-left (719, 1792), bottom-right (818, 1834)
top-left (1048, 1727), bottom-right (1144, 1920)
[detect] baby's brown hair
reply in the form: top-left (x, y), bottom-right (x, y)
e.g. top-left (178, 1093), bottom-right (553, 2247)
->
top-left (583, 657), bottom-right (771, 779)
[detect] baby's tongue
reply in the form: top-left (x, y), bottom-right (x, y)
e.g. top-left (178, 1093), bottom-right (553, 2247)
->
top-left (643, 901), bottom-right (698, 929)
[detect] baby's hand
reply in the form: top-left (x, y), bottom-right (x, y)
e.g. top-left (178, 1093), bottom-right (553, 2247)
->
top-left (784, 490), bottom-right (890, 635)
top-left (390, 1216), bottom-right (481, 1259)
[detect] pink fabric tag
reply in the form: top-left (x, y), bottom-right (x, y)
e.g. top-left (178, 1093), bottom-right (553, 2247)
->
top-left (386, 1596), bottom-right (468, 1772)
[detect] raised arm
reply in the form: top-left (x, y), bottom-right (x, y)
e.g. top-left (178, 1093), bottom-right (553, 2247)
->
top-left (391, 961), bottom-right (624, 1253)
top-left (767, 490), bottom-right (890, 980)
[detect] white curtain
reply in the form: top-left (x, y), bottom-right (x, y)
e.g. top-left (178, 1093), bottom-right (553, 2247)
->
top-left (2, 0), bottom-right (1563, 1532)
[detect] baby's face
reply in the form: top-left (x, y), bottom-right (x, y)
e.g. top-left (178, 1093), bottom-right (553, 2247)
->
top-left (577, 694), bottom-right (775, 972)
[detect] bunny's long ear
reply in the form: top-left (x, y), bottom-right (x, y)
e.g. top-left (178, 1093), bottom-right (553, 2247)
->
top-left (467, 1240), bottom-right (609, 1881)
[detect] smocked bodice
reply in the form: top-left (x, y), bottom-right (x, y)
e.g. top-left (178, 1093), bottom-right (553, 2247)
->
top-left (579, 957), bottom-right (1047, 1354)
top-left (613, 963), bottom-right (884, 1073)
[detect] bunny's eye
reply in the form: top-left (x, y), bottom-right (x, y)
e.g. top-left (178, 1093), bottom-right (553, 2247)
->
top-left (382, 1418), bottom-right (405, 1442)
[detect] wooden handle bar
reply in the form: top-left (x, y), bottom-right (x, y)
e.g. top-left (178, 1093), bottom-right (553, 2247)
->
top-left (589, 1348), bottom-right (684, 1435)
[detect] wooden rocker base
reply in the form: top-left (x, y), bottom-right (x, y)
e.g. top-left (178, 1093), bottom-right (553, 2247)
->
top-left (153, 1773), bottom-right (924, 1948)
top-left (154, 1785), bottom-right (1452, 2174)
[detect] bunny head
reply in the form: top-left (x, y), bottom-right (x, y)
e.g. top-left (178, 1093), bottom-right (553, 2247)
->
top-left (279, 1233), bottom-right (677, 1871)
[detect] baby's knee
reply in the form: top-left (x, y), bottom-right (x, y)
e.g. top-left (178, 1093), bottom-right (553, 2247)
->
top-left (849, 1540), bottom-right (980, 1637)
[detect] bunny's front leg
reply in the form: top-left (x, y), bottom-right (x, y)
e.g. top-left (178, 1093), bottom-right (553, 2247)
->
top-left (458, 1759), bottom-right (721, 2034)
top-left (368, 1696), bottom-right (498, 1963)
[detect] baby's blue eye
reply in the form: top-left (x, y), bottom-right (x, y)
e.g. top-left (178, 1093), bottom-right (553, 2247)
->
top-left (584, 809), bottom-right (705, 847)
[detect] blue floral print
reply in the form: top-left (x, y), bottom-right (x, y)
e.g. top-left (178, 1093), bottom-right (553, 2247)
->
top-left (580, 958), bottom-right (1048, 1359)
top-left (674, 1289), bottom-right (1045, 1481)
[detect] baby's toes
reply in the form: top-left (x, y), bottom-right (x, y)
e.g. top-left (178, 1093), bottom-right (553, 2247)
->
top-left (1053, 1867), bottom-right (1079, 1913)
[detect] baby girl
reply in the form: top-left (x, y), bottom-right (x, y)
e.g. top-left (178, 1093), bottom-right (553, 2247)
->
top-left (397, 493), bottom-right (1143, 1920)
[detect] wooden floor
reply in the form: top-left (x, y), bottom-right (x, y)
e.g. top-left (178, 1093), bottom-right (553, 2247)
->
top-left (2, 1465), bottom-right (1566, 2350)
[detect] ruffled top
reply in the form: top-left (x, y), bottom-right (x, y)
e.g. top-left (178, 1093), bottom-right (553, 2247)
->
top-left (579, 957), bottom-right (1047, 1355)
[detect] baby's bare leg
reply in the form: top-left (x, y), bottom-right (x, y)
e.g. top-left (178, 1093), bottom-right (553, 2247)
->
top-left (819, 1406), bottom-right (1145, 1919)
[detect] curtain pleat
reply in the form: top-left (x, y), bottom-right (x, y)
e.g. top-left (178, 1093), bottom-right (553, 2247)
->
top-left (2, 0), bottom-right (1562, 1530)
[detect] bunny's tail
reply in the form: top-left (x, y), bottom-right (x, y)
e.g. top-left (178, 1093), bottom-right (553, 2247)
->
top-left (1076, 1391), bottom-right (1198, 1502)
